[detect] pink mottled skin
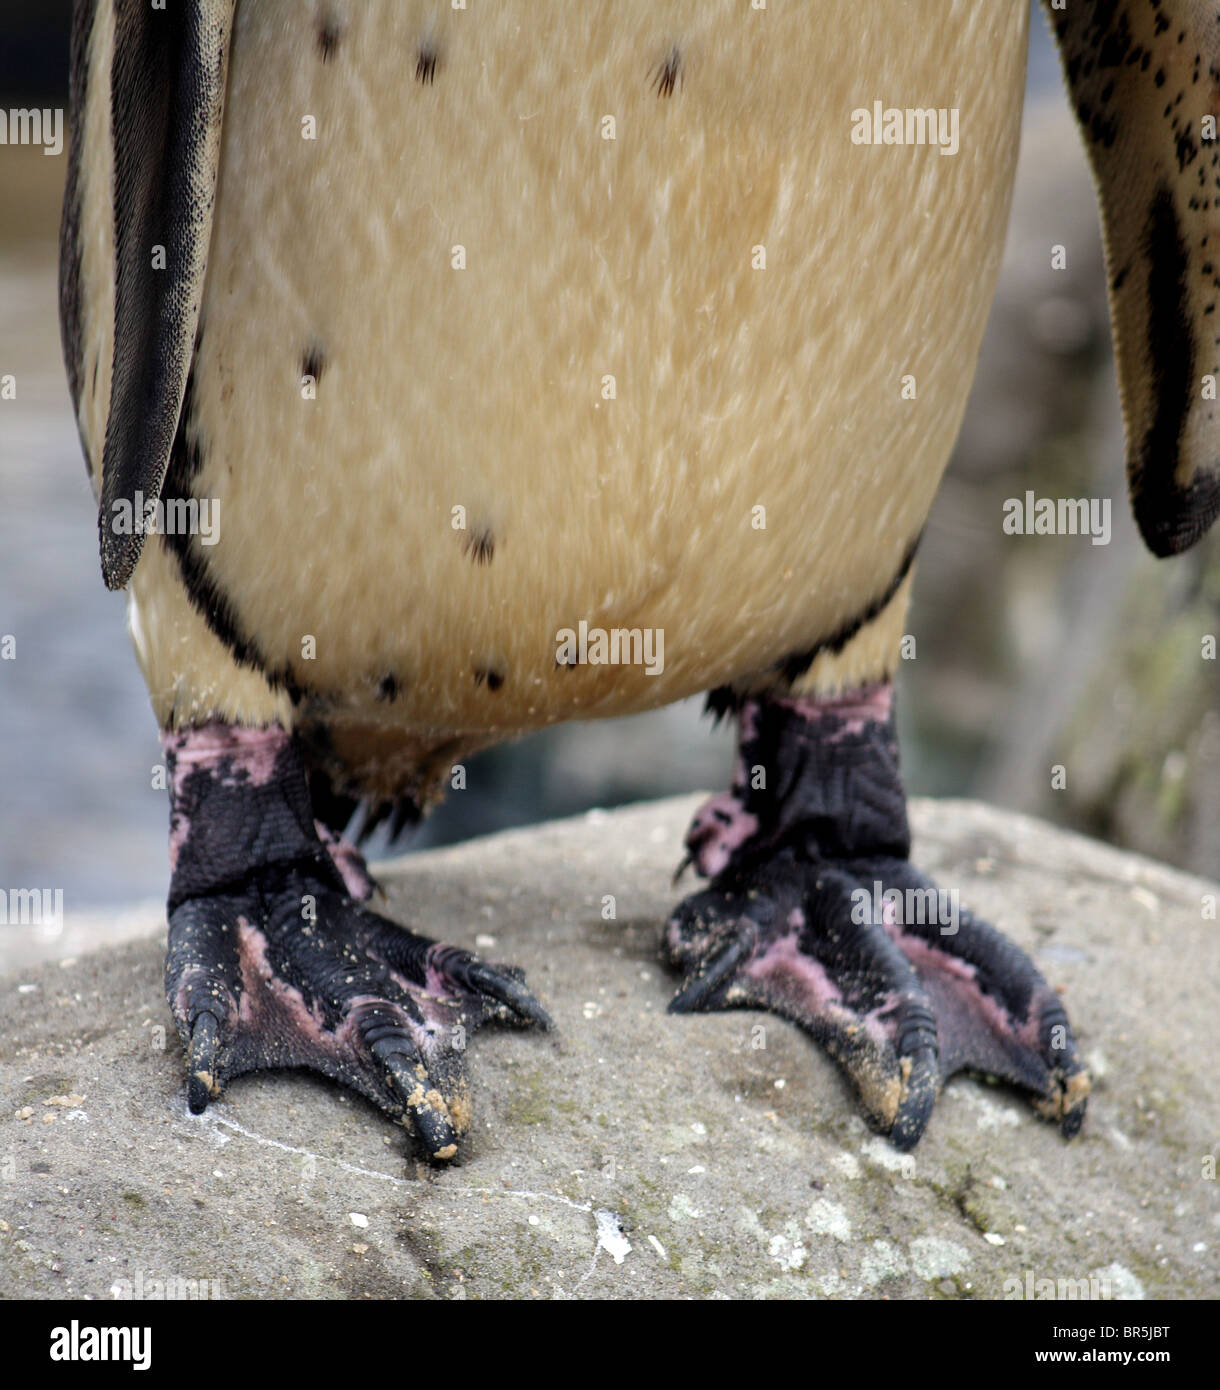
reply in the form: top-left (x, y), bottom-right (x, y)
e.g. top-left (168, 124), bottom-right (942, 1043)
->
top-left (883, 920), bottom-right (1044, 1051)
top-left (776, 682), bottom-right (893, 738)
top-left (880, 898), bottom-right (1044, 1052)
top-left (167, 809), bottom-right (191, 873)
top-left (745, 933), bottom-right (842, 1011)
top-left (335, 994), bottom-right (450, 1059)
top-left (162, 726), bottom-right (552, 1150)
top-left (421, 949), bottom-right (477, 1000)
top-left (684, 792), bottom-right (759, 877)
top-left (162, 723), bottom-right (378, 893)
top-left (684, 698), bottom-right (765, 875)
top-left (231, 920), bottom-right (448, 1057)
top-left (235, 919), bottom-right (327, 1034)
top-left (668, 678), bottom-right (1087, 1145)
top-left (735, 698), bottom-right (760, 759)
top-left (745, 931), bottom-right (898, 1053)
top-left (164, 722), bottom-right (288, 794)
top-left (314, 822), bottom-right (377, 901)
top-left (685, 685), bottom-right (892, 878)
top-left (720, 698), bottom-right (762, 804)
top-left (164, 722), bottom-right (289, 872)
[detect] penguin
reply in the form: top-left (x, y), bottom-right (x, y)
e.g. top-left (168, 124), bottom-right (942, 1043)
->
top-left (57, 0), bottom-right (1220, 1158)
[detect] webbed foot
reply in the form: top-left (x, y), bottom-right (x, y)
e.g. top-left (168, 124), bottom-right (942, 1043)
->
top-left (666, 686), bottom-right (1089, 1150)
top-left (163, 724), bottom-right (550, 1160)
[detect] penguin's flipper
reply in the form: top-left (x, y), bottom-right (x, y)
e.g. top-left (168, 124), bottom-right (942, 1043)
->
top-left (665, 688), bottom-right (1089, 1151)
top-left (91, 1), bottom-right (235, 590)
top-left (163, 724), bottom-right (551, 1160)
top-left (1048, 0), bottom-right (1220, 556)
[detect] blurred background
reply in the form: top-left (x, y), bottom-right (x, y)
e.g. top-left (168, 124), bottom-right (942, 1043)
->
top-left (1, 3), bottom-right (1217, 963)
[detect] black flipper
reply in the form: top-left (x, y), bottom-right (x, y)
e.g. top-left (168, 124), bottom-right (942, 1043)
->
top-left (72, 0), bottom-right (236, 589)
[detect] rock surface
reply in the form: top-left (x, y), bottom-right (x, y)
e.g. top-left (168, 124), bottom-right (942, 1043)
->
top-left (1, 797), bottom-right (1217, 1300)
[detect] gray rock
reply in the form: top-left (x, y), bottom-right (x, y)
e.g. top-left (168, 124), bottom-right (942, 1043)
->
top-left (1, 797), bottom-right (1217, 1300)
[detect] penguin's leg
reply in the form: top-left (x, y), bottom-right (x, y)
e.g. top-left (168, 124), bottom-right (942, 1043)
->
top-left (163, 722), bottom-right (550, 1161)
top-left (665, 679), bottom-right (1089, 1152)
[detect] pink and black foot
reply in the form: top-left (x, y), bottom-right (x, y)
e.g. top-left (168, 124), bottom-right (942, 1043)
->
top-left (667, 685), bottom-right (1089, 1150)
top-left (163, 724), bottom-right (550, 1160)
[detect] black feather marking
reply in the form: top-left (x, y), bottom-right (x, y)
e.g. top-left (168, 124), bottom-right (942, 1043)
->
top-left (771, 530), bottom-right (923, 687)
top-left (473, 667), bottom-right (504, 691)
top-left (703, 533), bottom-right (922, 717)
top-left (416, 44), bottom-right (438, 85)
top-left (160, 369), bottom-right (311, 702)
top-left (307, 766), bottom-right (360, 839)
top-left (703, 685), bottom-right (741, 723)
top-left (653, 45), bottom-right (682, 99)
top-left (302, 343), bottom-right (326, 385)
top-left (317, 18), bottom-right (342, 62)
top-left (462, 527), bottom-right (495, 564)
top-left (376, 673), bottom-right (400, 702)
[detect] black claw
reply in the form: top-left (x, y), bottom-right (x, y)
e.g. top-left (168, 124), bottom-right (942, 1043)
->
top-left (886, 1050), bottom-right (940, 1151)
top-left (411, 1104), bottom-right (459, 1161)
top-left (1050, 1060), bottom-right (1090, 1140)
top-left (187, 1011), bottom-right (221, 1114)
top-left (432, 946), bottom-right (552, 1028)
top-left (668, 921), bottom-right (758, 1013)
top-left (1060, 1103), bottom-right (1084, 1141)
top-left (465, 960), bottom-right (553, 1029)
top-left (380, 1053), bottom-right (460, 1159)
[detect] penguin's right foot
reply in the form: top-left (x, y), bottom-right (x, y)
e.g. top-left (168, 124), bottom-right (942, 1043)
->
top-left (161, 724), bottom-right (551, 1161)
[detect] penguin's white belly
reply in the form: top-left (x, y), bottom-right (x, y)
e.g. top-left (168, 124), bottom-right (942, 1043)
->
top-left (173, 0), bottom-right (1027, 736)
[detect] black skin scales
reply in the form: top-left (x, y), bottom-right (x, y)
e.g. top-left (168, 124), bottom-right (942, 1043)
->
top-left (163, 728), bottom-right (550, 1161)
top-left (665, 693), bottom-right (1090, 1151)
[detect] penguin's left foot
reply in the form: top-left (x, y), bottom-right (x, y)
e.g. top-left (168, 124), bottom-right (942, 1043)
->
top-left (162, 724), bottom-right (551, 1161)
top-left (665, 685), bottom-right (1089, 1151)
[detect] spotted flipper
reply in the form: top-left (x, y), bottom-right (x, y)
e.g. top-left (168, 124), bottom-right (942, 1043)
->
top-left (1048, 0), bottom-right (1220, 556)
